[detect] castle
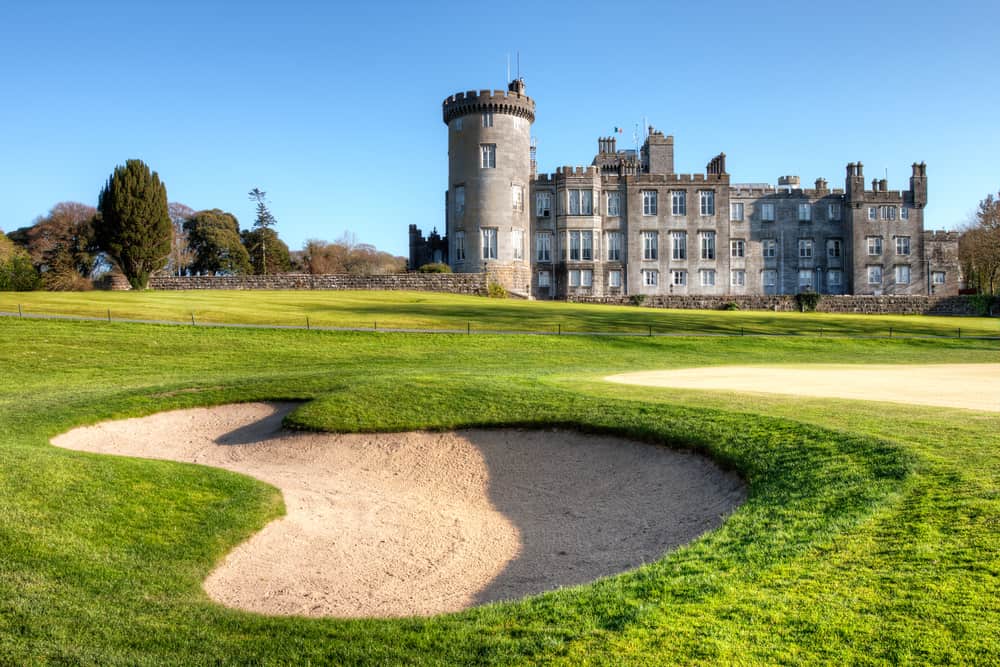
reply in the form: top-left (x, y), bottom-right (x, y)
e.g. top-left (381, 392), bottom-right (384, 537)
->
top-left (409, 78), bottom-right (959, 299)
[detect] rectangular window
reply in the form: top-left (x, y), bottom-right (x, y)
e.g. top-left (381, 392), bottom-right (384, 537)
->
top-left (453, 117), bottom-right (463, 131)
top-left (581, 231), bottom-right (593, 261)
top-left (895, 265), bottom-right (911, 284)
top-left (482, 228), bottom-right (497, 259)
top-left (569, 190), bottom-right (579, 215)
top-left (731, 269), bottom-right (746, 287)
top-left (827, 239), bottom-right (842, 258)
top-left (608, 270), bottom-right (622, 288)
top-left (537, 270), bottom-right (550, 287)
top-left (480, 144), bottom-right (496, 169)
top-left (512, 229), bottom-right (524, 260)
top-left (569, 270), bottom-right (580, 287)
top-left (762, 269), bottom-right (777, 287)
top-left (482, 111), bottom-right (493, 127)
top-left (671, 190), bottom-right (686, 216)
top-left (566, 189), bottom-right (594, 216)
top-left (511, 184), bottom-right (524, 212)
top-left (867, 265), bottom-right (882, 284)
top-left (569, 231), bottom-right (581, 261)
top-left (607, 191), bottom-right (621, 216)
top-left (671, 270), bottom-right (687, 286)
top-left (455, 185), bottom-right (465, 216)
top-left (798, 203), bottom-right (812, 222)
top-left (607, 232), bottom-right (622, 261)
top-left (880, 205), bottom-right (897, 221)
top-left (455, 230), bottom-right (465, 262)
top-left (895, 236), bottom-right (911, 255)
top-left (642, 269), bottom-right (658, 287)
top-left (536, 233), bottom-right (551, 262)
top-left (827, 269), bottom-right (842, 287)
top-left (932, 271), bottom-right (946, 284)
top-left (580, 269), bottom-right (593, 287)
top-left (699, 190), bottom-right (715, 216)
top-left (642, 190), bottom-right (658, 216)
top-left (901, 206), bottom-right (910, 221)
top-left (536, 191), bottom-right (552, 217)
top-left (643, 231), bottom-right (658, 260)
top-left (799, 269), bottom-right (814, 290)
top-left (671, 231), bottom-right (687, 260)
top-left (700, 231), bottom-right (716, 260)
top-left (798, 239), bottom-right (813, 259)
top-left (760, 202), bottom-right (775, 221)
top-left (762, 239), bottom-right (777, 258)
top-left (867, 236), bottom-right (883, 256)
top-left (730, 239), bottom-right (745, 258)
top-left (730, 202), bottom-right (744, 221)
top-left (700, 269), bottom-right (716, 286)
top-left (828, 202), bottom-right (841, 220)
top-left (868, 206), bottom-right (877, 221)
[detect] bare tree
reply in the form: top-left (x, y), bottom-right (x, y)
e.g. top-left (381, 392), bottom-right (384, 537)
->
top-left (167, 202), bottom-right (196, 276)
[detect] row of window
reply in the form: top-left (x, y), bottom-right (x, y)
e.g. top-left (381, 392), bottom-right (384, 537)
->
top-left (458, 229), bottom-right (916, 265)
top-left (453, 112), bottom-right (527, 132)
top-left (868, 205), bottom-right (910, 221)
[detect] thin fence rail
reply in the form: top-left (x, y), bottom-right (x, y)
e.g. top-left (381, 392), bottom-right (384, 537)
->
top-left (3, 309), bottom-right (999, 341)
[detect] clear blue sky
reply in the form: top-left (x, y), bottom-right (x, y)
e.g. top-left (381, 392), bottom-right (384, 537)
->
top-left (3, 0), bottom-right (998, 257)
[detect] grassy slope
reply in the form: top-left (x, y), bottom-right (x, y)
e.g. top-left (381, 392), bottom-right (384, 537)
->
top-left (1, 303), bottom-right (998, 665)
top-left (2, 289), bottom-right (999, 337)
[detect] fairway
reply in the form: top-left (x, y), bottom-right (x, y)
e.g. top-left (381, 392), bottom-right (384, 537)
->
top-left (607, 363), bottom-right (1000, 412)
top-left (2, 294), bottom-right (999, 665)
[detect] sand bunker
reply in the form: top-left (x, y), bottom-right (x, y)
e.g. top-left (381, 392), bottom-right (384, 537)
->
top-left (607, 363), bottom-right (1000, 412)
top-left (51, 402), bottom-right (744, 618)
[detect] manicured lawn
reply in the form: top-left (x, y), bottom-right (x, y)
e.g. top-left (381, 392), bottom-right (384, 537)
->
top-left (2, 289), bottom-right (998, 337)
top-left (1, 299), bottom-right (998, 664)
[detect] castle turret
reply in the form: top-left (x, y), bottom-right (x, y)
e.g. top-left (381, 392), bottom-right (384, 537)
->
top-left (442, 79), bottom-right (535, 291)
top-left (846, 161), bottom-right (865, 205)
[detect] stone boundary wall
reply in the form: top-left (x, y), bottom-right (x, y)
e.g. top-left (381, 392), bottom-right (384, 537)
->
top-left (148, 273), bottom-right (487, 295)
top-left (569, 294), bottom-right (985, 316)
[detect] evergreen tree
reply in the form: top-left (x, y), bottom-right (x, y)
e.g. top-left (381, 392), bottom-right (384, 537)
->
top-left (247, 188), bottom-right (277, 274)
top-left (183, 209), bottom-right (251, 275)
top-left (96, 160), bottom-right (172, 289)
top-left (241, 227), bottom-right (292, 275)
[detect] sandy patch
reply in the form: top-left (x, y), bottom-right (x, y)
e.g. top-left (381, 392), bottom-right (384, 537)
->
top-left (51, 402), bottom-right (744, 618)
top-left (607, 364), bottom-right (1000, 412)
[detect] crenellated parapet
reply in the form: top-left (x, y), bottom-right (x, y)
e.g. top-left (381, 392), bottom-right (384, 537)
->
top-left (442, 84), bottom-right (535, 124)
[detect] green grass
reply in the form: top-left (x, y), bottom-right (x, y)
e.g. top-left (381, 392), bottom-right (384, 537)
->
top-left (1, 293), bottom-right (999, 665)
top-left (2, 289), bottom-right (999, 337)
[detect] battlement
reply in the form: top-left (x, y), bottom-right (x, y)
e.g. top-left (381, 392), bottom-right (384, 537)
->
top-left (923, 230), bottom-right (960, 242)
top-left (555, 166), bottom-right (600, 177)
top-left (442, 84), bottom-right (536, 124)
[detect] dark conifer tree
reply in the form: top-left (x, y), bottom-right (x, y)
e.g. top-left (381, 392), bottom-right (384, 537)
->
top-left (96, 159), bottom-right (172, 289)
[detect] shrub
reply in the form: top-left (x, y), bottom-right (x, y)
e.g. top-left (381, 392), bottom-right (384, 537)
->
top-left (630, 294), bottom-right (647, 306)
top-left (0, 235), bottom-right (41, 291)
top-left (795, 291), bottom-right (822, 312)
top-left (487, 281), bottom-right (507, 298)
top-left (721, 301), bottom-right (741, 311)
top-left (969, 293), bottom-right (998, 317)
top-left (418, 262), bottom-right (452, 273)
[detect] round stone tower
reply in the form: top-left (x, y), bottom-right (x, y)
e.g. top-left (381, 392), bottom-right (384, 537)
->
top-left (442, 78), bottom-right (535, 292)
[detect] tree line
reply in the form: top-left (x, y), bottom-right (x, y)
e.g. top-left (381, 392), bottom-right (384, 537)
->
top-left (1, 159), bottom-right (405, 290)
top-left (959, 191), bottom-right (1000, 296)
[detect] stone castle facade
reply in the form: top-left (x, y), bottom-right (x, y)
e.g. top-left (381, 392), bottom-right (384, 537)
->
top-left (409, 78), bottom-right (959, 299)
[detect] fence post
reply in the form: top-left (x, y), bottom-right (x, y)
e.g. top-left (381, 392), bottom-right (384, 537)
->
top-left (958, 328), bottom-right (961, 339)
top-left (648, 325), bottom-right (652, 337)
top-left (107, 309), bottom-right (111, 323)
top-left (889, 327), bottom-right (893, 338)
top-left (18, 304), bottom-right (23, 318)
top-left (467, 322), bottom-right (471, 335)
top-left (191, 313), bottom-right (196, 326)
top-left (558, 323), bottom-right (561, 336)
top-left (306, 316), bottom-right (310, 330)
top-left (374, 321), bottom-right (377, 331)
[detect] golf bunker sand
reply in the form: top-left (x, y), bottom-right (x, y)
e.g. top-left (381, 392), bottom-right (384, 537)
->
top-left (606, 363), bottom-right (1000, 413)
top-left (52, 402), bottom-right (745, 618)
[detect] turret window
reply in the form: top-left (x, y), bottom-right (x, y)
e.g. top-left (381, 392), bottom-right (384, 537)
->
top-left (512, 230), bottom-right (524, 260)
top-left (455, 231), bottom-right (465, 262)
top-left (482, 111), bottom-right (494, 128)
top-left (512, 184), bottom-right (524, 212)
top-left (482, 228), bottom-right (497, 259)
top-left (480, 144), bottom-right (496, 169)
top-left (455, 186), bottom-right (465, 216)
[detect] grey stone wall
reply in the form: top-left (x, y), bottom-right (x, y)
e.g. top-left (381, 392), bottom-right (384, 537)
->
top-left (570, 294), bottom-right (984, 316)
top-left (148, 273), bottom-right (487, 295)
